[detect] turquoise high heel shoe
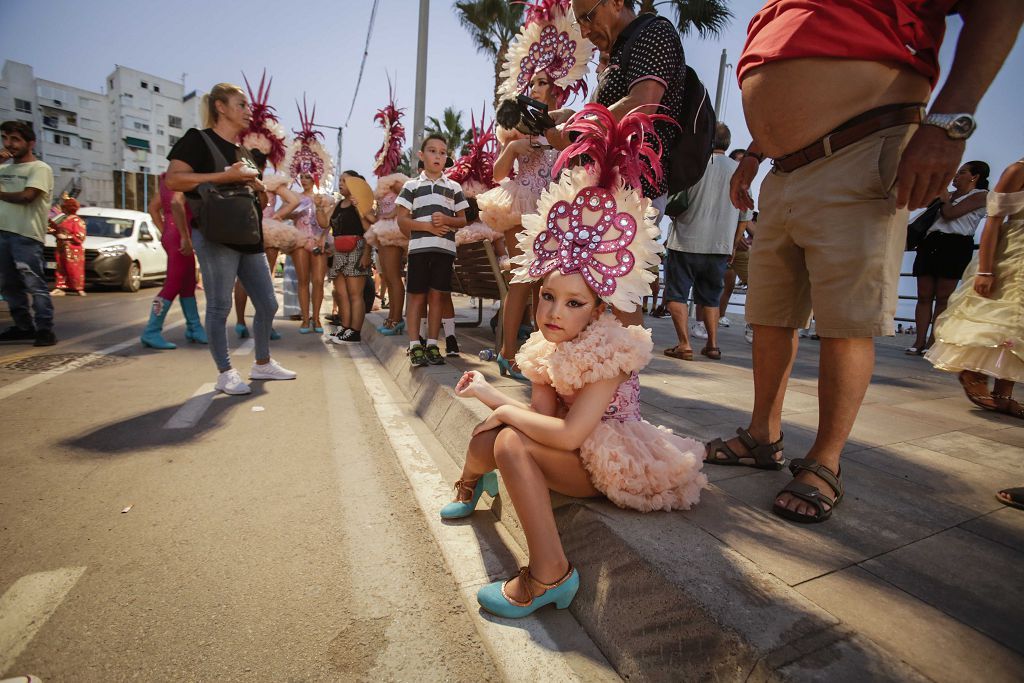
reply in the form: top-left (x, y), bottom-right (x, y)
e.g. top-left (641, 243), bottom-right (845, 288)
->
top-left (270, 328), bottom-right (282, 340)
top-left (234, 323), bottom-right (250, 339)
top-left (440, 471), bottom-right (499, 520)
top-left (298, 324), bottom-right (313, 334)
top-left (497, 354), bottom-right (527, 381)
top-left (378, 319), bottom-right (406, 336)
top-left (477, 565), bottom-right (579, 618)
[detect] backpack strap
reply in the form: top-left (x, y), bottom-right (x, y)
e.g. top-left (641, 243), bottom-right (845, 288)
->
top-left (197, 130), bottom-right (235, 172)
top-left (618, 14), bottom-right (673, 75)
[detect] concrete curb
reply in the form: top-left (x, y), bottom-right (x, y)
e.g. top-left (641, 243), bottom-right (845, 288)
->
top-left (361, 313), bottom-right (932, 682)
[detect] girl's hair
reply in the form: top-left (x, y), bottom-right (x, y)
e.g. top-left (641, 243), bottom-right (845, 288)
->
top-left (342, 169), bottom-right (365, 180)
top-left (964, 160), bottom-right (990, 190)
top-left (201, 83), bottom-right (246, 128)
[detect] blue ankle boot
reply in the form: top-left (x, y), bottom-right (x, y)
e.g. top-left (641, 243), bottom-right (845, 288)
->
top-left (180, 297), bottom-right (208, 344)
top-left (140, 297), bottom-right (176, 349)
top-left (440, 471), bottom-right (499, 520)
top-left (477, 565), bottom-right (579, 618)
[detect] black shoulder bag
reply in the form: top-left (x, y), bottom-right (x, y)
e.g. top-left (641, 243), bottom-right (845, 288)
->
top-left (906, 199), bottom-right (942, 251)
top-left (187, 131), bottom-right (262, 246)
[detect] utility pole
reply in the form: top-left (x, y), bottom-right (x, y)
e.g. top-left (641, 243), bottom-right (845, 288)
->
top-left (412, 0), bottom-right (429, 152)
top-left (312, 123), bottom-right (344, 192)
top-left (714, 49), bottom-right (728, 118)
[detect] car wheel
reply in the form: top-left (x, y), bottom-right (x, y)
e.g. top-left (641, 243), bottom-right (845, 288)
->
top-left (122, 262), bottom-right (142, 292)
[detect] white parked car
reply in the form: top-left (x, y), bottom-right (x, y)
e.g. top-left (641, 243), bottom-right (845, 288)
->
top-left (44, 207), bottom-right (168, 292)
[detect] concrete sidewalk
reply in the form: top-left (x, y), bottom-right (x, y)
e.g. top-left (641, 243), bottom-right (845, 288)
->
top-left (361, 300), bottom-right (1024, 682)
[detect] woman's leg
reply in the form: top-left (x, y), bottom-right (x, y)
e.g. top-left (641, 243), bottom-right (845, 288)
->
top-left (236, 251), bottom-right (279, 364)
top-left (158, 237), bottom-right (189, 302)
top-left (233, 281), bottom-right (248, 326)
top-left (913, 276), bottom-right (936, 349)
top-left (311, 252), bottom-right (328, 327)
top-left (493, 427), bottom-right (598, 600)
top-left (264, 247), bottom-right (279, 275)
top-left (928, 277), bottom-right (960, 346)
top-left (380, 245), bottom-right (405, 324)
top-left (292, 248), bottom-right (311, 327)
top-left (345, 275), bottom-right (367, 333)
top-left (191, 231), bottom-right (241, 372)
top-left (332, 275), bottom-right (350, 329)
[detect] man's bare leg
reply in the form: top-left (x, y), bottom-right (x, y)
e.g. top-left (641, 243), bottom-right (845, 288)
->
top-left (666, 300), bottom-right (692, 353)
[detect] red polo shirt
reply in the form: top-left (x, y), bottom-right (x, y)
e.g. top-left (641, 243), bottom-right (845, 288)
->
top-left (737, 0), bottom-right (960, 88)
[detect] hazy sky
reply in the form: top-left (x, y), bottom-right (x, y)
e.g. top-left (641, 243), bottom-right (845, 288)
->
top-left (4, 0), bottom-right (1022, 191)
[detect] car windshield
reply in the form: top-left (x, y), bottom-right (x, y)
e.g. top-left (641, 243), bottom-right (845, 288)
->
top-left (84, 216), bottom-right (134, 238)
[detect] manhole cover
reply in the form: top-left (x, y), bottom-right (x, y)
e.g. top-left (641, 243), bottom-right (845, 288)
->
top-left (0, 352), bottom-right (131, 373)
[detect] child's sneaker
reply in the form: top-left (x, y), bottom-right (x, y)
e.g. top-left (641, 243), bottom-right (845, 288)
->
top-left (410, 345), bottom-right (429, 367)
top-left (445, 335), bottom-right (460, 356)
top-left (425, 344), bottom-right (446, 365)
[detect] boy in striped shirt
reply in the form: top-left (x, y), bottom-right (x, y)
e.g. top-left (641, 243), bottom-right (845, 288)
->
top-left (396, 134), bottom-right (468, 367)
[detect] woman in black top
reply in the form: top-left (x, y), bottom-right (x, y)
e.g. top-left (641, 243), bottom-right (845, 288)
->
top-left (327, 171), bottom-right (376, 343)
top-left (166, 82), bottom-right (296, 394)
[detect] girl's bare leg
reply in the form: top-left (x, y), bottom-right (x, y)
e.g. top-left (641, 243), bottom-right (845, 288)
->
top-left (345, 275), bottom-right (367, 332)
top-left (311, 252), bottom-right (328, 327)
top-left (380, 245), bottom-right (405, 324)
top-left (293, 248), bottom-right (311, 327)
top-left (500, 226), bottom-right (529, 360)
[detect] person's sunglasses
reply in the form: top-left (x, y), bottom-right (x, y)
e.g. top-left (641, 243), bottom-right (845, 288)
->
top-left (572, 0), bottom-right (607, 27)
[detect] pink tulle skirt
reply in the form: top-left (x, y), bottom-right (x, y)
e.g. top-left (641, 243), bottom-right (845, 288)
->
top-left (367, 218), bottom-right (407, 248)
top-left (580, 420), bottom-right (708, 513)
top-left (263, 217), bottom-right (304, 252)
top-left (476, 180), bottom-right (542, 233)
top-left (455, 221), bottom-right (504, 246)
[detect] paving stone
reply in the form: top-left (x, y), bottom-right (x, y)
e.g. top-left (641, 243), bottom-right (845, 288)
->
top-left (908, 431), bottom-right (1024, 475)
top-left (962, 425), bottom-right (1024, 448)
top-left (960, 507), bottom-right (1024, 554)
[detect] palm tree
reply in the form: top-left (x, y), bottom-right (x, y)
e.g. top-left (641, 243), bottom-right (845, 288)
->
top-left (425, 106), bottom-right (472, 157)
top-left (640, 0), bottom-right (732, 38)
top-left (453, 0), bottom-right (525, 106)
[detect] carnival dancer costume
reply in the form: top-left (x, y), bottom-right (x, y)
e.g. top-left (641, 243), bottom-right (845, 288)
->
top-left (476, 0), bottom-right (593, 233)
top-left (511, 104), bottom-right (707, 512)
top-left (239, 71), bottom-right (303, 253)
top-left (447, 110), bottom-right (505, 248)
top-left (927, 189), bottom-right (1024, 383)
top-left (283, 97), bottom-right (334, 252)
top-left (366, 84), bottom-right (409, 249)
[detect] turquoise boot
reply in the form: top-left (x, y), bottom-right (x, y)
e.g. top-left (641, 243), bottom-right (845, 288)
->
top-left (440, 471), bottom-right (499, 520)
top-left (477, 565), bottom-right (579, 618)
top-left (140, 297), bottom-right (176, 349)
top-left (180, 297), bottom-right (208, 344)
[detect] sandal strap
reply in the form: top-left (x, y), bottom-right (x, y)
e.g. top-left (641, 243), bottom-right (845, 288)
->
top-left (501, 566), bottom-right (535, 607)
top-left (778, 480), bottom-right (835, 513)
top-left (788, 458), bottom-right (843, 499)
top-left (453, 478), bottom-right (477, 501)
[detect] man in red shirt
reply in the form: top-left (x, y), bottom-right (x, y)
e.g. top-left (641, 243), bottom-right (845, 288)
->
top-left (708, 0), bottom-right (1022, 523)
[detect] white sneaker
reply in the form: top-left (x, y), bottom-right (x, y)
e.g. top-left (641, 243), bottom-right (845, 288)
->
top-left (691, 321), bottom-right (708, 339)
top-left (250, 359), bottom-right (297, 381)
top-left (744, 324), bottom-right (754, 344)
top-left (719, 316), bottom-right (732, 328)
top-left (215, 368), bottom-right (252, 395)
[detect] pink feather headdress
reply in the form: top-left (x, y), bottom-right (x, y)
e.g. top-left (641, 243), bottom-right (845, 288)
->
top-left (445, 107), bottom-right (499, 198)
top-left (283, 96), bottom-right (334, 190)
top-left (372, 78), bottom-right (406, 178)
top-left (511, 104), bottom-right (672, 312)
top-left (239, 70), bottom-right (287, 169)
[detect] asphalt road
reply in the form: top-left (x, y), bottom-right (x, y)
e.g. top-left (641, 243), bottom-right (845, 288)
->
top-left (0, 287), bottom-right (501, 682)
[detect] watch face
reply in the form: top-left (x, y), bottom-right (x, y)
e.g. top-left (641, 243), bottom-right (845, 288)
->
top-left (951, 115), bottom-right (975, 138)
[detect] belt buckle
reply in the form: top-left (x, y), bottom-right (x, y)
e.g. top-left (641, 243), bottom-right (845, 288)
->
top-left (822, 133), bottom-right (834, 157)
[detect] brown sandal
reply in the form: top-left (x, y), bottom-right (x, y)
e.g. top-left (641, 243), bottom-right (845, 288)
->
top-left (959, 371), bottom-right (996, 410)
top-left (993, 393), bottom-right (1024, 420)
top-left (772, 458), bottom-right (844, 524)
top-left (705, 427), bottom-right (786, 470)
top-left (664, 346), bottom-right (694, 361)
top-left (701, 346), bottom-right (722, 360)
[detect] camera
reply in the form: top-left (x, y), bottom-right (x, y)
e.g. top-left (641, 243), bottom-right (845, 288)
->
top-left (496, 95), bottom-right (556, 136)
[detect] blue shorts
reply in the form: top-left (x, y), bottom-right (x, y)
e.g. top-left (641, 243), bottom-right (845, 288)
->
top-left (663, 250), bottom-right (729, 307)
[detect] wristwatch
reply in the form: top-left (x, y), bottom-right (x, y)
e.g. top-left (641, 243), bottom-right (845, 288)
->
top-left (922, 112), bottom-right (977, 140)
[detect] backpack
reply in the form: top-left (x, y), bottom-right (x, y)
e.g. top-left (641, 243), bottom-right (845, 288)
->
top-left (619, 14), bottom-right (716, 201)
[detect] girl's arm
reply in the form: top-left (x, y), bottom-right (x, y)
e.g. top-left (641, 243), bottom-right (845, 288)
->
top-left (169, 192), bottom-right (193, 254)
top-left (940, 190), bottom-right (987, 219)
top-left (477, 374), bottom-right (624, 450)
top-left (314, 195), bottom-right (334, 228)
top-left (455, 370), bottom-right (530, 411)
top-left (148, 194), bottom-right (164, 231)
top-left (492, 138), bottom-right (528, 182)
top-left (974, 162), bottom-right (1024, 296)
top-left (272, 186), bottom-right (302, 220)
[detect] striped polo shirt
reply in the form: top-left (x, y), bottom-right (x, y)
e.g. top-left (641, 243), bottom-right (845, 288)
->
top-left (395, 172), bottom-right (469, 255)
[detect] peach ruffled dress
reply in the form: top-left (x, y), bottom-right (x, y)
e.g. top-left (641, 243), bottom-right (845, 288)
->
top-left (515, 314), bottom-right (708, 512)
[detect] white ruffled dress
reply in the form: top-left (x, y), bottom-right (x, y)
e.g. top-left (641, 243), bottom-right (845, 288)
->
top-left (515, 314), bottom-right (708, 512)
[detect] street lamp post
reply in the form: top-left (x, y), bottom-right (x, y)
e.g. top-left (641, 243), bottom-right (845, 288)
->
top-left (312, 123), bottom-right (345, 192)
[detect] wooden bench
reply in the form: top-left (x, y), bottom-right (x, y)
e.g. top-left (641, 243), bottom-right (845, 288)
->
top-left (451, 240), bottom-right (508, 347)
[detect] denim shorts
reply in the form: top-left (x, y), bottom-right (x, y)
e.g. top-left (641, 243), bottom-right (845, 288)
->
top-left (663, 249), bottom-right (729, 307)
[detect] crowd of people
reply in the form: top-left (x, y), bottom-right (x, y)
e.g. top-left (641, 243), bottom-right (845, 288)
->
top-left (2, 0), bottom-right (1022, 619)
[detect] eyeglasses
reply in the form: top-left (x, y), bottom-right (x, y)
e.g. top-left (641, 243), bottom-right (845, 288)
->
top-left (571, 0), bottom-right (607, 27)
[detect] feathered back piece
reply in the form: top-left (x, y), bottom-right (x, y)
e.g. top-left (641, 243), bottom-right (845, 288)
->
top-left (510, 104), bottom-right (669, 312)
top-left (283, 95), bottom-right (334, 190)
top-left (239, 70), bottom-right (287, 169)
top-left (372, 78), bottom-right (406, 178)
top-left (523, 0), bottom-right (573, 26)
top-left (445, 107), bottom-right (499, 198)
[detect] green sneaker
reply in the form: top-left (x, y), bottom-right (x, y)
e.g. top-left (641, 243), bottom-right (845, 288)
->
top-left (410, 345), bottom-right (429, 367)
top-left (426, 344), bottom-right (446, 365)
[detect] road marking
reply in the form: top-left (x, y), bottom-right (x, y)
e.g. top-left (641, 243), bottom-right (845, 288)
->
top-left (231, 339), bottom-right (255, 356)
top-left (327, 342), bottom-right (615, 682)
top-left (163, 383), bottom-right (218, 429)
top-left (0, 322), bottom-right (182, 403)
top-left (0, 567), bottom-right (87, 674)
top-left (0, 310), bottom-right (155, 364)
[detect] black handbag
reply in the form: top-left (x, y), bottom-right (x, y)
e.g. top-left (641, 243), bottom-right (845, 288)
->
top-left (189, 131), bottom-right (261, 246)
top-left (906, 199), bottom-right (942, 251)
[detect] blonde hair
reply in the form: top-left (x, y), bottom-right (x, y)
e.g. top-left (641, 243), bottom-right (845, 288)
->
top-left (201, 83), bottom-right (246, 128)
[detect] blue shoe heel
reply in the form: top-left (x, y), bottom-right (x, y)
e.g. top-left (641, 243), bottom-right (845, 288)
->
top-left (270, 328), bottom-right (282, 340)
top-left (440, 471), bottom-right (499, 520)
top-left (235, 323), bottom-right (250, 339)
top-left (477, 565), bottom-right (579, 618)
top-left (497, 354), bottom-right (527, 381)
top-left (298, 325), bottom-right (313, 334)
top-left (378, 320), bottom-right (406, 336)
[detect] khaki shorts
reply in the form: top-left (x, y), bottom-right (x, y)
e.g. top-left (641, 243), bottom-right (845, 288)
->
top-left (746, 124), bottom-right (914, 338)
top-left (730, 250), bottom-right (749, 284)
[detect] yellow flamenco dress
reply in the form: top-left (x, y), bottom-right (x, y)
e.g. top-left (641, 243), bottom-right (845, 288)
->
top-left (926, 190), bottom-right (1024, 381)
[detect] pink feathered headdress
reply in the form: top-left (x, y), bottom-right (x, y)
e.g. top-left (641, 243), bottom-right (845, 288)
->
top-left (511, 104), bottom-right (672, 312)
top-left (239, 70), bottom-right (287, 169)
top-left (372, 78), bottom-right (406, 178)
top-left (445, 107), bottom-right (499, 198)
top-left (283, 95), bottom-right (334, 190)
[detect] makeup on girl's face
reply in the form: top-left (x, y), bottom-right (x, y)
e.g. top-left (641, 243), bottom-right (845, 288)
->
top-left (536, 271), bottom-right (604, 343)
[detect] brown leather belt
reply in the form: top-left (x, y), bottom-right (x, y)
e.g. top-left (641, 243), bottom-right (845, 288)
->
top-left (772, 103), bottom-right (924, 173)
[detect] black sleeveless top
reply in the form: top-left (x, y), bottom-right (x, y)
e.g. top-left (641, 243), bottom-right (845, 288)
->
top-left (330, 202), bottom-right (363, 237)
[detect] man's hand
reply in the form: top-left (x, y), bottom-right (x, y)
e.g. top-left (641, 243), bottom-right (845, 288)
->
top-left (896, 126), bottom-right (965, 210)
top-left (730, 156), bottom-right (759, 212)
top-left (0, 149), bottom-right (12, 162)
